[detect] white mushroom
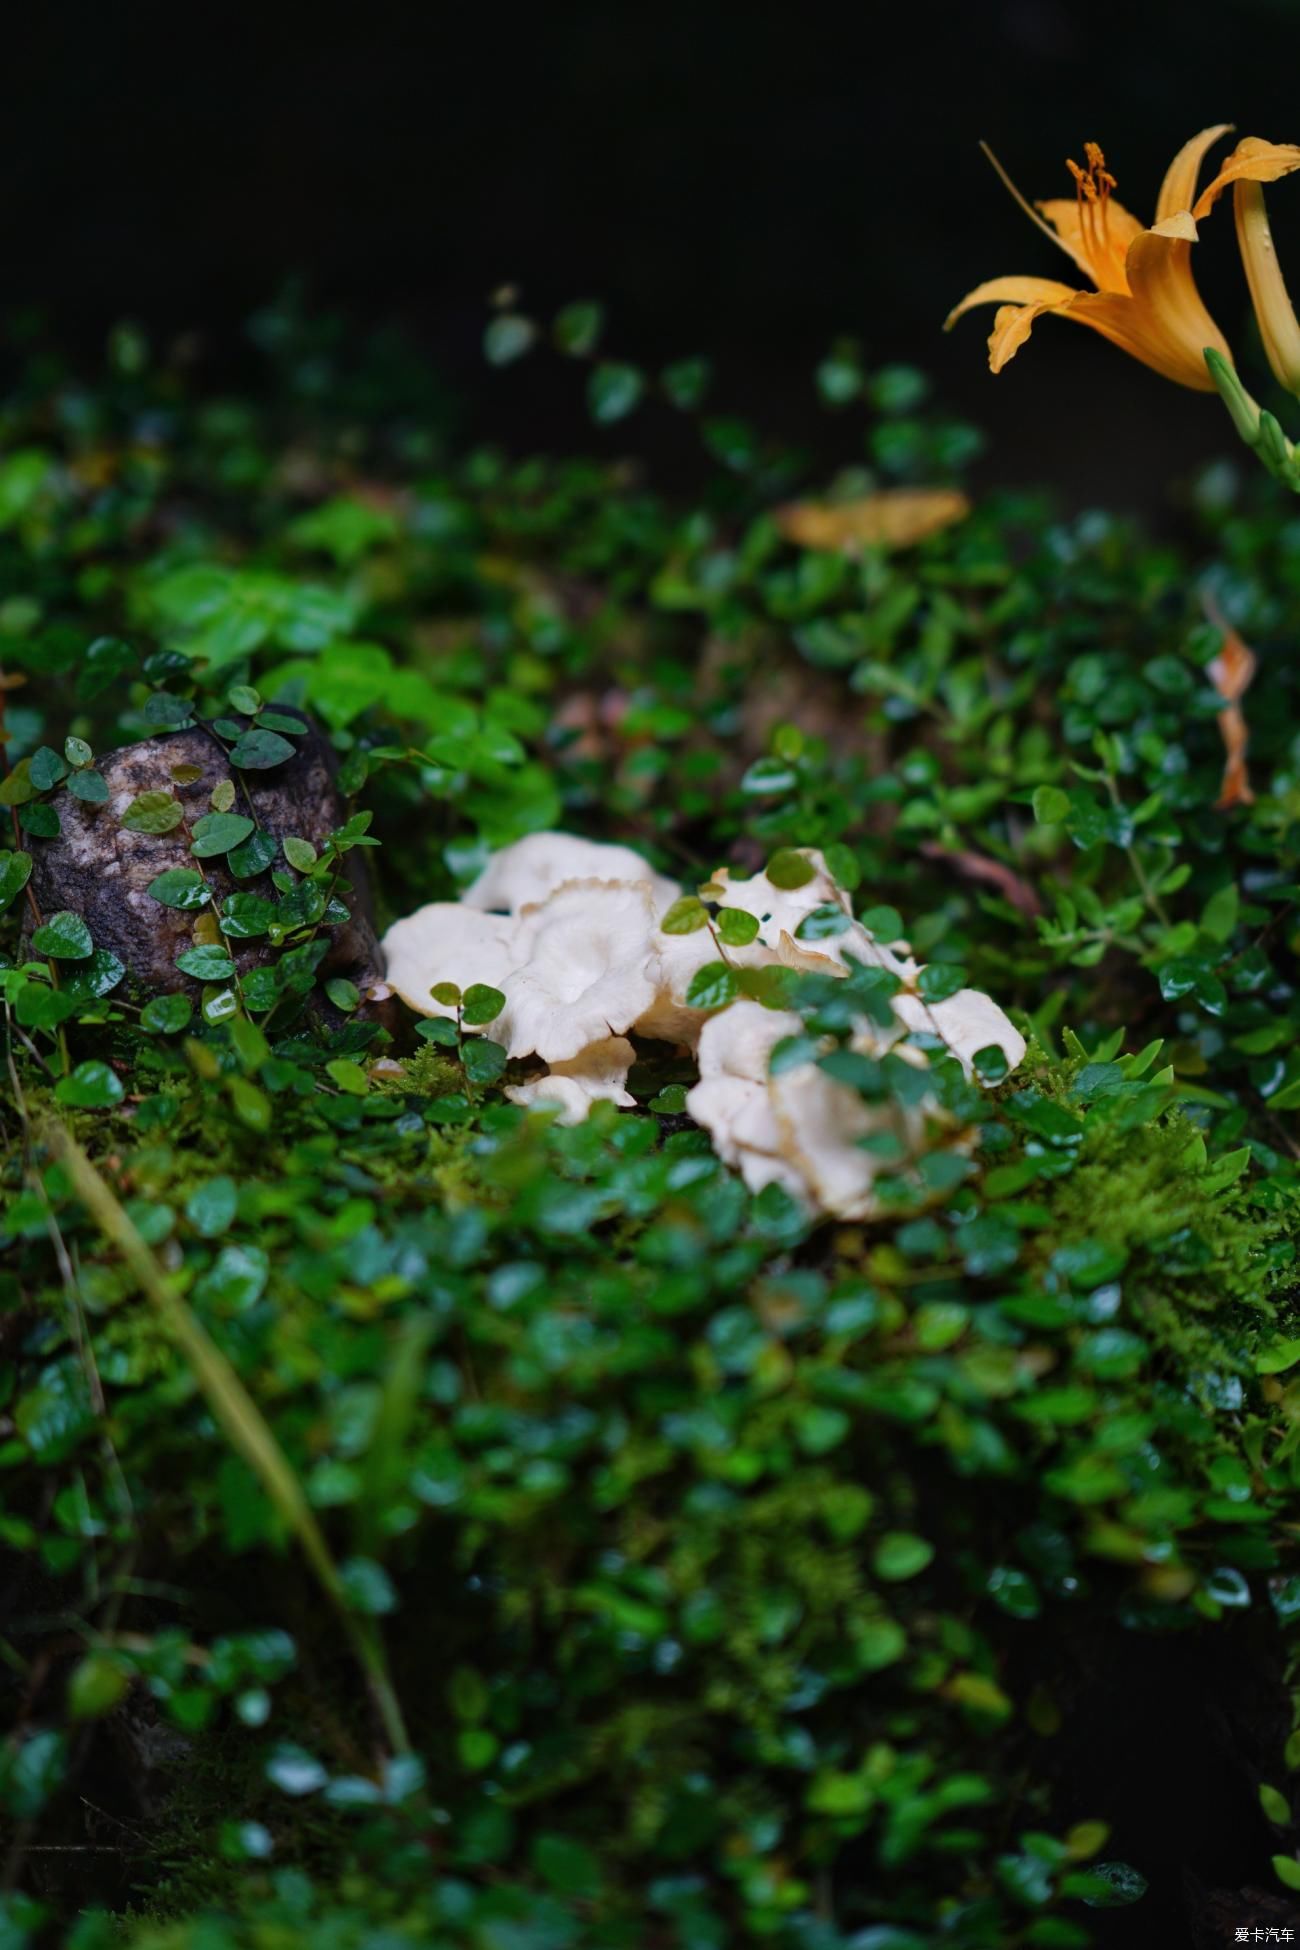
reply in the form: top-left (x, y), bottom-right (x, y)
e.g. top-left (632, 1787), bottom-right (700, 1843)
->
top-left (494, 880), bottom-right (669, 1062)
top-left (892, 987), bottom-right (1026, 1077)
top-left (705, 852), bottom-right (917, 980)
top-left (465, 831), bottom-right (679, 915)
top-left (768, 1046), bottom-right (933, 1221)
top-left (380, 833), bottom-right (1026, 1176)
top-left (506, 1036), bottom-right (637, 1124)
top-left (686, 1001), bottom-right (925, 1218)
top-left (380, 905), bottom-right (520, 1018)
top-left (684, 1002), bottom-right (809, 1201)
top-left (684, 981), bottom-right (1021, 1221)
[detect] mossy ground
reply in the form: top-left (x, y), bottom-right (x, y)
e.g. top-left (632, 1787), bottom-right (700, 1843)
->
top-left (5, 307), bottom-right (1300, 1944)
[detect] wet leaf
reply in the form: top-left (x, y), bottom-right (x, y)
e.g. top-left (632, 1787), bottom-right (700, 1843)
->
top-left (148, 869), bottom-right (209, 911)
top-left (32, 910), bottom-right (93, 958)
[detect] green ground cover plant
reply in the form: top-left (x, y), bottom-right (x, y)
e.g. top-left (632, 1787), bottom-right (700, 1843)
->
top-left (5, 294), bottom-right (1300, 1943)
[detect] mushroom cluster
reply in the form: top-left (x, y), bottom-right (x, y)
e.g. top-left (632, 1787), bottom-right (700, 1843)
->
top-left (381, 832), bottom-right (1026, 1218)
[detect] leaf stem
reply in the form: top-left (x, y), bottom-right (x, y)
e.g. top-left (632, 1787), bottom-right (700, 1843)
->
top-left (44, 1121), bottom-right (411, 1757)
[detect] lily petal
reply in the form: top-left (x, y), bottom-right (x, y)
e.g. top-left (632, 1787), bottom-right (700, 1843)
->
top-left (945, 275), bottom-right (1080, 332)
top-left (1119, 224), bottom-right (1232, 388)
top-left (1037, 196), bottom-right (1143, 293)
top-left (1149, 210), bottom-right (1198, 242)
top-left (1156, 123), bottom-right (1234, 223)
top-left (1193, 137), bottom-right (1300, 219)
top-left (1235, 177), bottom-right (1300, 393)
top-left (986, 296), bottom-right (1077, 371)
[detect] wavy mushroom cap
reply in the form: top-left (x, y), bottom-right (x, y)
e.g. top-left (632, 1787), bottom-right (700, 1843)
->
top-left (465, 831), bottom-right (679, 916)
top-left (506, 1036), bottom-right (638, 1124)
top-left (380, 905), bottom-right (520, 1017)
top-left (684, 1002), bottom-right (809, 1200)
top-left (706, 854), bottom-right (917, 979)
top-left (493, 880), bottom-right (669, 1062)
top-left (893, 987), bottom-right (1027, 1077)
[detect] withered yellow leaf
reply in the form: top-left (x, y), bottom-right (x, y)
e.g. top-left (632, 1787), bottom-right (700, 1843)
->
top-left (776, 487), bottom-right (970, 552)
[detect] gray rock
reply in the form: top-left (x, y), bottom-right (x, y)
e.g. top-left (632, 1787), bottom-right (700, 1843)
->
top-left (24, 723), bottom-right (386, 1001)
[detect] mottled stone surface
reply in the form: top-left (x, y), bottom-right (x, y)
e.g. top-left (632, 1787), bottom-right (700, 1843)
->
top-left (25, 724), bottom-right (385, 996)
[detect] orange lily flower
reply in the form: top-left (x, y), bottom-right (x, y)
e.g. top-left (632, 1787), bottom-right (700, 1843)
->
top-left (947, 128), bottom-right (1300, 390)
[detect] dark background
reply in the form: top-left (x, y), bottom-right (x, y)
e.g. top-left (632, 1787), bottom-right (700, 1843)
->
top-left (8, 0), bottom-right (1300, 508)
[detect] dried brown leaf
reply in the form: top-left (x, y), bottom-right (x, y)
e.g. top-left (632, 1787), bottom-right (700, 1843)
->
top-left (1205, 598), bottom-right (1258, 809)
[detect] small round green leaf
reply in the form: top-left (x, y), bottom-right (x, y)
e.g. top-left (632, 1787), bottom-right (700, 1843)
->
top-left (228, 729), bottom-right (296, 770)
top-left (660, 896), bottom-right (709, 934)
top-left (327, 1058), bottom-right (369, 1096)
top-left (685, 961), bottom-right (740, 1011)
top-left (218, 893), bottom-right (276, 937)
top-left (861, 906), bottom-right (905, 943)
top-left (68, 1653), bottom-right (129, 1719)
top-left (872, 1532), bottom-right (935, 1582)
top-left (1032, 785), bottom-right (1071, 825)
top-left (176, 946), bottom-right (237, 982)
top-left (141, 993), bottom-right (194, 1034)
top-left (462, 1038), bottom-right (507, 1085)
top-left (191, 813), bottom-right (255, 858)
top-left (55, 1060), bottom-right (125, 1107)
top-left (186, 1176), bottom-right (239, 1237)
top-left (917, 962), bottom-right (968, 1004)
top-left (122, 791), bottom-right (184, 834)
top-left (766, 848), bottom-right (817, 890)
top-left (0, 849), bottom-right (33, 914)
top-left (716, 907), bottom-right (761, 947)
top-left (32, 910), bottom-right (93, 959)
top-left (795, 904), bottom-right (850, 941)
top-left (741, 757), bottom-right (797, 796)
top-left (66, 769), bottom-right (109, 805)
top-left (462, 983), bottom-right (506, 1026)
top-left (63, 949), bottom-right (125, 999)
top-left (19, 802), bottom-right (60, 838)
top-left (484, 315), bottom-right (537, 365)
top-left (28, 746), bottom-right (68, 791)
top-left (282, 836), bottom-right (317, 873)
top-left (552, 300), bottom-right (604, 357)
top-left (339, 1557), bottom-right (396, 1614)
top-left (228, 830), bottom-right (278, 879)
top-left (531, 1832), bottom-right (603, 1897)
top-left (143, 692), bottom-right (194, 728)
top-left (587, 361), bottom-right (645, 424)
top-left (147, 869), bottom-right (209, 911)
top-left (661, 356), bottom-right (711, 410)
